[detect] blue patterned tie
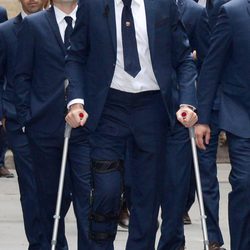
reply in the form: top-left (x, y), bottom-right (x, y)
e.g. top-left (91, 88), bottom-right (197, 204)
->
top-left (122, 0), bottom-right (141, 77)
top-left (64, 16), bottom-right (73, 50)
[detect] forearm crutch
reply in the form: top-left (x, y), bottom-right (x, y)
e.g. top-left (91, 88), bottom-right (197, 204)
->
top-left (188, 126), bottom-right (209, 250)
top-left (51, 123), bottom-right (72, 250)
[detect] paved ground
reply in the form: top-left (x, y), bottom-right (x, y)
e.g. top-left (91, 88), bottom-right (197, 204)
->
top-left (0, 161), bottom-right (231, 250)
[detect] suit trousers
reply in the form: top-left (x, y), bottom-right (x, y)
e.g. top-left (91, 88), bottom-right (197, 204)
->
top-left (68, 128), bottom-right (92, 250)
top-left (6, 124), bottom-right (45, 250)
top-left (89, 89), bottom-right (169, 250)
top-left (158, 123), bottom-right (192, 250)
top-left (27, 126), bottom-right (71, 250)
top-left (227, 132), bottom-right (250, 250)
top-left (27, 125), bottom-right (91, 250)
top-left (0, 125), bottom-right (8, 167)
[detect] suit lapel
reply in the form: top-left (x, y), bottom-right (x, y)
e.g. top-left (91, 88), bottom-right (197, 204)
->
top-left (144, 0), bottom-right (155, 59)
top-left (104, 0), bottom-right (117, 55)
top-left (178, 0), bottom-right (186, 17)
top-left (13, 13), bottom-right (23, 36)
top-left (45, 7), bottom-right (65, 55)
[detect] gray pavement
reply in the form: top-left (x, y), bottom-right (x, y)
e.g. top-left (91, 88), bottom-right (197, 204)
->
top-left (0, 157), bottom-right (231, 250)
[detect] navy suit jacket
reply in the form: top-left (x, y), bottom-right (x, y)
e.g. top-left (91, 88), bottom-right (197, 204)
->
top-left (0, 6), bottom-right (8, 120)
top-left (198, 0), bottom-right (250, 138)
top-left (0, 6), bottom-right (7, 23)
top-left (178, 0), bottom-right (211, 71)
top-left (14, 7), bottom-right (67, 134)
top-left (206, 0), bottom-right (229, 29)
top-left (66, 0), bottom-right (197, 131)
top-left (0, 14), bottom-right (23, 130)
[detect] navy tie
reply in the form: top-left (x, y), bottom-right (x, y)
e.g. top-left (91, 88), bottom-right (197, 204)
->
top-left (122, 0), bottom-right (141, 78)
top-left (64, 16), bottom-right (73, 49)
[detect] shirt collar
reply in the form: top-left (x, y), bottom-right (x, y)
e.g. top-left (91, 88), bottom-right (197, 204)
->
top-left (21, 10), bottom-right (28, 19)
top-left (115, 0), bottom-right (141, 6)
top-left (54, 5), bottom-right (78, 24)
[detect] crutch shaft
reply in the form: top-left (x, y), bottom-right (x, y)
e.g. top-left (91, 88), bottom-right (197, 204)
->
top-left (51, 123), bottom-right (72, 250)
top-left (189, 127), bottom-right (209, 250)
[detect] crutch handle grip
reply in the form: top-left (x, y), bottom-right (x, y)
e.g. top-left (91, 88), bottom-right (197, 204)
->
top-left (181, 112), bottom-right (195, 138)
top-left (188, 127), bottom-right (195, 139)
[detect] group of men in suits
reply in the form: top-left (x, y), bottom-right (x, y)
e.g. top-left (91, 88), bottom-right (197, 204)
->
top-left (1, 0), bottom-right (250, 250)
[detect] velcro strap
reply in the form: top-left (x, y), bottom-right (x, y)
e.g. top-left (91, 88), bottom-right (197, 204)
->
top-left (92, 160), bottom-right (123, 173)
top-left (89, 231), bottom-right (116, 241)
top-left (89, 212), bottom-right (119, 222)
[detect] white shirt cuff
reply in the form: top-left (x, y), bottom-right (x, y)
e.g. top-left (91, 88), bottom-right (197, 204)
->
top-left (67, 99), bottom-right (84, 109)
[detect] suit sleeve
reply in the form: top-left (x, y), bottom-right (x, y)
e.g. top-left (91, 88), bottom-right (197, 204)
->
top-left (0, 8), bottom-right (8, 23)
top-left (170, 0), bottom-right (197, 108)
top-left (193, 8), bottom-right (211, 72)
top-left (197, 6), bottom-right (232, 124)
top-left (14, 18), bottom-right (34, 126)
top-left (65, 0), bottom-right (89, 104)
top-left (0, 30), bottom-right (6, 120)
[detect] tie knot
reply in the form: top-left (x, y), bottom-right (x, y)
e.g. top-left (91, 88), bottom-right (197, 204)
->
top-left (64, 16), bottom-right (73, 26)
top-left (122, 0), bottom-right (132, 7)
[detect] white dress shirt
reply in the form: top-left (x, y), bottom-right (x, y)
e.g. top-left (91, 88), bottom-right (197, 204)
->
top-left (68, 0), bottom-right (160, 108)
top-left (53, 5), bottom-right (85, 108)
top-left (111, 0), bottom-right (159, 93)
top-left (53, 5), bottom-right (77, 42)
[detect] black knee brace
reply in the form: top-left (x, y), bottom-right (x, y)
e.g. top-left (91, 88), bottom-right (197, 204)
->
top-left (89, 160), bottom-right (124, 241)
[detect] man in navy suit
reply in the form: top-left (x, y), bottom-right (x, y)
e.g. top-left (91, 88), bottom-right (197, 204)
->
top-left (177, 0), bottom-right (211, 227)
top-left (188, 1), bottom-right (229, 249)
top-left (0, 1), bottom-right (47, 248)
top-left (0, 5), bottom-right (12, 179)
top-left (196, 0), bottom-right (250, 249)
top-left (14, 0), bottom-right (91, 249)
top-left (65, 0), bottom-right (197, 249)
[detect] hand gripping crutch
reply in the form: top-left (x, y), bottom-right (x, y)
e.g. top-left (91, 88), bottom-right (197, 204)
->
top-left (51, 123), bottom-right (72, 250)
top-left (181, 112), bottom-right (209, 250)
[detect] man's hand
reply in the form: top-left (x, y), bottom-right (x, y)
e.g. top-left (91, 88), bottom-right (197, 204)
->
top-left (195, 124), bottom-right (211, 150)
top-left (176, 106), bottom-right (198, 128)
top-left (65, 103), bottom-right (88, 128)
top-left (192, 50), bottom-right (197, 61)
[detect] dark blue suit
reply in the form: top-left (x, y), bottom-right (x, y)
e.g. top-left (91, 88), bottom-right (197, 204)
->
top-left (0, 6), bottom-right (8, 171)
top-left (14, 7), bottom-right (91, 250)
top-left (206, 0), bottom-right (229, 30)
top-left (0, 14), bottom-right (45, 249)
top-left (198, 0), bottom-right (250, 249)
top-left (189, 0), bottom-right (229, 246)
top-left (178, 0), bottom-right (223, 244)
top-left (66, 0), bottom-right (197, 249)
